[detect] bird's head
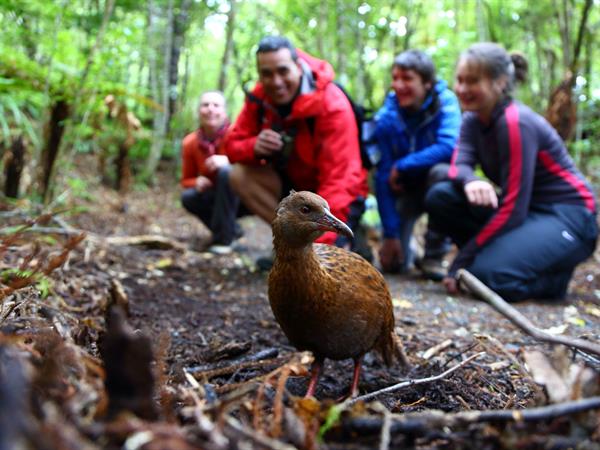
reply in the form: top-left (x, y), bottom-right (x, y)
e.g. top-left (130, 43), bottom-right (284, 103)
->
top-left (272, 190), bottom-right (353, 247)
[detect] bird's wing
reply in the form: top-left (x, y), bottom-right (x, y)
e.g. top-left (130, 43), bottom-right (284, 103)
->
top-left (313, 244), bottom-right (390, 302)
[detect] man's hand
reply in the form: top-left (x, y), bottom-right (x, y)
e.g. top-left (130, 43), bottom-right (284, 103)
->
top-left (388, 166), bottom-right (405, 194)
top-left (442, 276), bottom-right (459, 294)
top-left (195, 175), bottom-right (213, 193)
top-left (379, 238), bottom-right (404, 273)
top-left (254, 129), bottom-right (284, 159)
top-left (464, 180), bottom-right (498, 208)
top-left (204, 154), bottom-right (229, 173)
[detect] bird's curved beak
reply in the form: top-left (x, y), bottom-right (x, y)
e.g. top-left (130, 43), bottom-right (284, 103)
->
top-left (316, 210), bottom-right (354, 238)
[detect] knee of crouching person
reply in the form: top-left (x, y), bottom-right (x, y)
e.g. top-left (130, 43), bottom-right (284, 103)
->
top-left (228, 163), bottom-right (245, 195)
top-left (181, 188), bottom-right (197, 212)
top-left (427, 163), bottom-right (450, 186)
top-left (424, 181), bottom-right (452, 214)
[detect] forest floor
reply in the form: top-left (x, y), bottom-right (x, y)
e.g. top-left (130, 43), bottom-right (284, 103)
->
top-left (1, 158), bottom-right (600, 449)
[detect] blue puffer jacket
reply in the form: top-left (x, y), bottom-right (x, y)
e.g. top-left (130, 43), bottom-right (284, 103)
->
top-left (374, 80), bottom-right (461, 238)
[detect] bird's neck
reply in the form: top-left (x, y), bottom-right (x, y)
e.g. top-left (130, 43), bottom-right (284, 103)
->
top-left (273, 235), bottom-right (322, 269)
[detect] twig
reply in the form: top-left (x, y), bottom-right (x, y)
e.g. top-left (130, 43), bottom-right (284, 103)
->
top-left (421, 339), bottom-right (453, 360)
top-left (379, 407), bottom-right (392, 450)
top-left (224, 415), bottom-right (298, 450)
top-left (341, 396), bottom-right (600, 436)
top-left (0, 226), bottom-right (87, 236)
top-left (348, 352), bottom-right (485, 405)
top-left (189, 356), bottom-right (288, 381)
top-left (458, 269), bottom-right (600, 357)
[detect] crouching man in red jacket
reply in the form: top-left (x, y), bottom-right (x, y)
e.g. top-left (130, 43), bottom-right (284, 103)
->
top-left (223, 36), bottom-right (369, 267)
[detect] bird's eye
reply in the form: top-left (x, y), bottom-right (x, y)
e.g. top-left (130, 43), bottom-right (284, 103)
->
top-left (300, 205), bottom-right (311, 214)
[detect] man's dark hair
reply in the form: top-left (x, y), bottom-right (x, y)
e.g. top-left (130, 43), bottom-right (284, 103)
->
top-left (393, 50), bottom-right (436, 84)
top-left (256, 36), bottom-right (298, 61)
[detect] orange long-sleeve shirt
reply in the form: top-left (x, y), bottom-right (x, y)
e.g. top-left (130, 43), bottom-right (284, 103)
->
top-left (180, 126), bottom-right (228, 188)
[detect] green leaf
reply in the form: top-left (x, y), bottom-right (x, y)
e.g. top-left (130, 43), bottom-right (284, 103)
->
top-left (36, 276), bottom-right (53, 299)
top-left (318, 404), bottom-right (343, 439)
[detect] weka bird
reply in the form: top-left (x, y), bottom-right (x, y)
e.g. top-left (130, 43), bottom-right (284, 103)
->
top-left (268, 191), bottom-right (408, 398)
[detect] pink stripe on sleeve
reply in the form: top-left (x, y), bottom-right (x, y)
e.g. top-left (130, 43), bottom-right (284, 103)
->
top-left (475, 103), bottom-right (522, 246)
top-left (538, 150), bottom-right (596, 212)
top-left (448, 146), bottom-right (459, 178)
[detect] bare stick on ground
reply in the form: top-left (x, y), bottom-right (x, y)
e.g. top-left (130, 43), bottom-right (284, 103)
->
top-left (340, 395), bottom-right (600, 436)
top-left (457, 269), bottom-right (600, 358)
top-left (348, 352), bottom-right (486, 405)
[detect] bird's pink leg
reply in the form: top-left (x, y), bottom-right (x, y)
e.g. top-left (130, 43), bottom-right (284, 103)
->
top-left (349, 357), bottom-right (363, 398)
top-left (305, 358), bottom-right (323, 398)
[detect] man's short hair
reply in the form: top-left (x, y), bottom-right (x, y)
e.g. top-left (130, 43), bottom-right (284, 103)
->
top-left (198, 90), bottom-right (226, 109)
top-left (393, 50), bottom-right (436, 84)
top-left (256, 36), bottom-right (298, 61)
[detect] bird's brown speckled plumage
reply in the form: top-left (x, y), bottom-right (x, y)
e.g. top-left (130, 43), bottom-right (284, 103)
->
top-left (268, 191), bottom-right (405, 397)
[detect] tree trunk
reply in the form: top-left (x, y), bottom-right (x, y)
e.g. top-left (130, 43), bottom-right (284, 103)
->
top-left (4, 136), bottom-right (26, 198)
top-left (335, 0), bottom-right (347, 80)
top-left (162, 0), bottom-right (174, 133)
top-left (353, 0), bottom-right (365, 103)
top-left (218, 0), bottom-right (237, 92)
top-left (545, 0), bottom-right (593, 141)
top-left (316, 0), bottom-right (327, 58)
top-left (475, 0), bottom-right (488, 41)
top-left (403, 0), bottom-right (422, 51)
top-left (40, 0), bottom-right (114, 202)
top-left (40, 100), bottom-right (70, 200)
top-left (144, 0), bottom-right (170, 181)
top-left (77, 0), bottom-right (116, 95)
top-left (569, 0), bottom-right (593, 73)
top-left (168, 0), bottom-right (192, 120)
top-left (181, 49), bottom-right (190, 110)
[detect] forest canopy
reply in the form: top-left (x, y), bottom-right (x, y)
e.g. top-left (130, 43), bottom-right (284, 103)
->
top-left (0, 0), bottom-right (598, 201)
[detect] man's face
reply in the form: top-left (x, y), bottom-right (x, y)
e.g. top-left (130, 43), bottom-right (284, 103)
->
top-left (391, 67), bottom-right (431, 111)
top-left (257, 48), bottom-right (302, 105)
top-left (199, 92), bottom-right (227, 133)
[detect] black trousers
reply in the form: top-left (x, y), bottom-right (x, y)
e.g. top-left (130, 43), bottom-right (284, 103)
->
top-left (425, 181), bottom-right (598, 301)
top-left (392, 164), bottom-right (452, 269)
top-left (181, 166), bottom-right (240, 245)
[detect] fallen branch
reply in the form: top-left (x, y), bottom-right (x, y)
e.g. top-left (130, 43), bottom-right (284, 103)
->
top-left (348, 352), bottom-right (486, 405)
top-left (457, 269), bottom-right (600, 358)
top-left (104, 234), bottom-right (186, 251)
top-left (189, 356), bottom-right (289, 381)
top-left (340, 396), bottom-right (600, 436)
top-left (0, 226), bottom-right (84, 236)
top-left (225, 415), bottom-right (298, 450)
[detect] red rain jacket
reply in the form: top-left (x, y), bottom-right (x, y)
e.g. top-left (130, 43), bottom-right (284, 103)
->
top-left (224, 50), bottom-right (368, 244)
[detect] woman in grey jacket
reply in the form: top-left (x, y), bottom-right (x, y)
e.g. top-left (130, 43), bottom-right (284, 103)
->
top-left (426, 43), bottom-right (597, 301)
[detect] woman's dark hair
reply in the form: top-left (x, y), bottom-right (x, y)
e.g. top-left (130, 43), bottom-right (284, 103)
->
top-left (460, 42), bottom-right (528, 93)
top-left (393, 50), bottom-right (436, 85)
top-left (256, 36), bottom-right (298, 61)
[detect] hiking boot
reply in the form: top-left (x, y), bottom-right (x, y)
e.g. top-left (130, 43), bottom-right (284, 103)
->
top-left (208, 244), bottom-right (233, 255)
top-left (255, 253), bottom-right (274, 272)
top-left (415, 257), bottom-right (447, 281)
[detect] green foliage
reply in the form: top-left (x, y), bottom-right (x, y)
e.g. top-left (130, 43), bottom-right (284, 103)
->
top-left (0, 0), bottom-right (599, 195)
top-left (65, 176), bottom-right (93, 202)
top-left (318, 403), bottom-right (343, 439)
top-left (0, 267), bottom-right (53, 299)
top-left (1, 268), bottom-right (34, 283)
top-left (36, 275), bottom-right (53, 299)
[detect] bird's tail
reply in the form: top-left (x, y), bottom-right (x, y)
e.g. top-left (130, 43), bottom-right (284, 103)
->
top-left (378, 330), bottom-right (411, 368)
